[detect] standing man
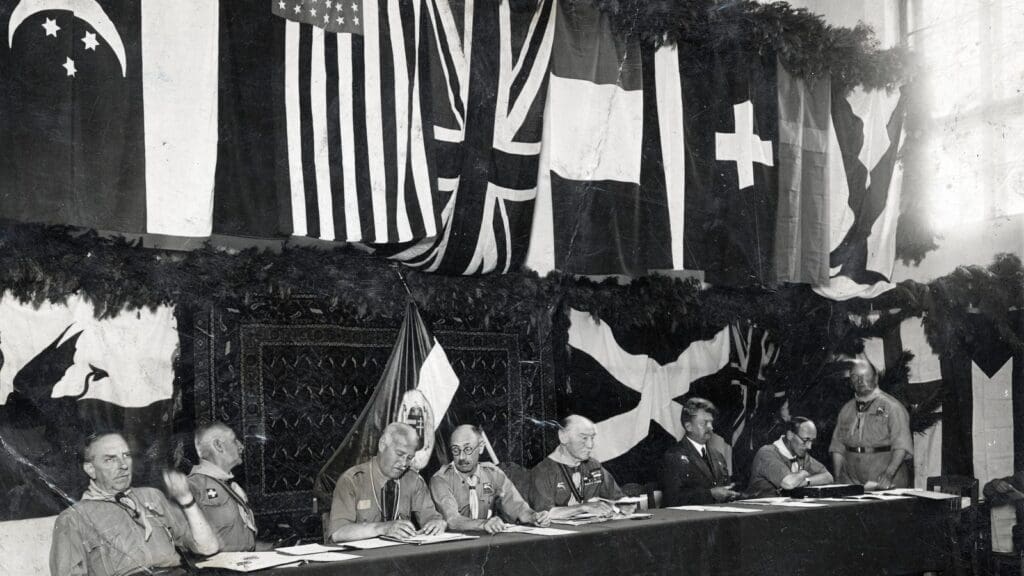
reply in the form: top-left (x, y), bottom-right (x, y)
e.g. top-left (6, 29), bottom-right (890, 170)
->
top-left (660, 398), bottom-right (740, 506)
top-left (50, 432), bottom-right (219, 575)
top-left (829, 357), bottom-right (913, 489)
top-left (747, 416), bottom-right (833, 497)
top-left (328, 422), bottom-right (446, 543)
top-left (188, 422), bottom-right (262, 551)
top-left (528, 415), bottom-right (623, 520)
top-left (430, 425), bottom-right (549, 533)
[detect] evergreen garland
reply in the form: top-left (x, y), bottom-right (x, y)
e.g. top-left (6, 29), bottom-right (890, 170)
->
top-left (589, 0), bottom-right (914, 90)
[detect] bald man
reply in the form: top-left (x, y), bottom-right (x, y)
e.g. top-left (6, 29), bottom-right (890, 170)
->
top-left (829, 358), bottom-right (912, 489)
top-left (747, 417), bottom-right (833, 498)
top-left (50, 432), bottom-right (219, 576)
top-left (328, 422), bottom-right (446, 543)
top-left (430, 425), bottom-right (549, 533)
top-left (188, 422), bottom-right (261, 551)
top-left (528, 415), bottom-right (623, 520)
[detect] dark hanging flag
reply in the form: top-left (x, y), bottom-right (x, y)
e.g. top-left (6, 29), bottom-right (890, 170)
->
top-left (525, 0), bottom-right (669, 276)
top-left (313, 301), bottom-right (458, 508)
top-left (216, 0), bottom-right (441, 244)
top-left (677, 35), bottom-right (779, 286)
top-left (0, 1), bottom-right (219, 236)
top-left (388, 0), bottom-right (555, 274)
top-left (564, 309), bottom-right (730, 484)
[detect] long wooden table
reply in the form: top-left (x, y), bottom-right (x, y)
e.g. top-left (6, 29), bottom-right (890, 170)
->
top-left (207, 497), bottom-right (956, 575)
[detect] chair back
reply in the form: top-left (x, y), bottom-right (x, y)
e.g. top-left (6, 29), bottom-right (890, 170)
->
top-left (927, 474), bottom-right (979, 507)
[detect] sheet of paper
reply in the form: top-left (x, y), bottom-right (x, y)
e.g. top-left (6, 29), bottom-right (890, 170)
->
top-left (668, 505), bottom-right (759, 513)
top-left (504, 525), bottom-right (576, 536)
top-left (551, 516), bottom-right (610, 526)
top-left (383, 532), bottom-right (479, 545)
top-left (276, 543), bottom-right (349, 556)
top-left (299, 552), bottom-right (361, 563)
top-left (343, 537), bottom-right (405, 550)
top-left (196, 552), bottom-right (300, 572)
top-left (764, 500), bottom-right (828, 508)
top-left (741, 497), bottom-right (790, 504)
top-left (846, 493), bottom-right (913, 501)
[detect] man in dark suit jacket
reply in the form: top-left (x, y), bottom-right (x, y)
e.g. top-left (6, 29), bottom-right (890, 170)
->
top-left (660, 398), bottom-right (741, 506)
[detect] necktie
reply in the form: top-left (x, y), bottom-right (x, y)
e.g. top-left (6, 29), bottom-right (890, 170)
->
top-left (700, 447), bottom-right (714, 477)
top-left (467, 475), bottom-right (479, 520)
top-left (382, 479), bottom-right (398, 521)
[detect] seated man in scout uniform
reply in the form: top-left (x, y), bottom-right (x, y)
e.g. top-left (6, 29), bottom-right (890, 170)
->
top-left (327, 422), bottom-right (446, 543)
top-left (746, 416), bottom-right (833, 497)
top-left (430, 425), bottom-right (549, 533)
top-left (188, 422), bottom-right (264, 551)
top-left (50, 432), bottom-right (219, 575)
top-left (528, 415), bottom-right (623, 520)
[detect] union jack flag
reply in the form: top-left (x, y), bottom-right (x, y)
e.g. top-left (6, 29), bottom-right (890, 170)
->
top-left (389, 0), bottom-right (555, 274)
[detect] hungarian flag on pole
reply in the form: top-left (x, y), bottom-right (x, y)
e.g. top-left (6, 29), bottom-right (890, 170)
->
top-left (0, 0), bottom-right (218, 236)
top-left (313, 300), bottom-right (459, 507)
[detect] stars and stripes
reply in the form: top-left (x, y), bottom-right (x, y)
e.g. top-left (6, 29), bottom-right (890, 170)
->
top-left (269, 0), bottom-right (441, 244)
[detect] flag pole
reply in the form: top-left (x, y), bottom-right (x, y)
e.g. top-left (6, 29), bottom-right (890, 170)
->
top-left (480, 430), bottom-right (500, 465)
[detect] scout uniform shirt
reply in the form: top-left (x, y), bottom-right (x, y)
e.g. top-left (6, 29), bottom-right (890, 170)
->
top-left (528, 450), bottom-right (623, 511)
top-left (328, 460), bottom-right (442, 537)
top-left (430, 462), bottom-right (533, 523)
top-left (50, 486), bottom-right (198, 576)
top-left (829, 389), bottom-right (913, 487)
top-left (188, 460), bottom-right (257, 551)
top-left (747, 437), bottom-right (829, 498)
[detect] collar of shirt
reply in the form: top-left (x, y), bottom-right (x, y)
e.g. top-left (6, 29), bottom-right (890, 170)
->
top-left (773, 437), bottom-right (797, 461)
top-left (686, 436), bottom-right (707, 454)
top-left (81, 480), bottom-right (123, 501)
top-left (191, 459), bottom-right (234, 481)
top-left (549, 446), bottom-right (584, 467)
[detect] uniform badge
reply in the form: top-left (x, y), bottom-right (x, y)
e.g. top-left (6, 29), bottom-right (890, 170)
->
top-left (679, 455), bottom-right (690, 463)
top-left (206, 488), bottom-right (218, 499)
top-left (357, 499), bottom-right (371, 510)
top-left (482, 482), bottom-right (494, 495)
top-left (556, 481), bottom-right (566, 490)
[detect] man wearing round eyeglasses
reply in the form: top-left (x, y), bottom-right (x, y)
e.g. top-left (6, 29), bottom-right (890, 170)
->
top-left (430, 425), bottom-right (549, 533)
top-left (327, 422), bottom-right (446, 543)
top-left (747, 417), bottom-right (833, 498)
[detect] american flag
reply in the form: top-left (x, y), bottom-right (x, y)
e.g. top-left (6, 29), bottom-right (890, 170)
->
top-left (388, 0), bottom-right (555, 274)
top-left (271, 0), bottom-right (441, 244)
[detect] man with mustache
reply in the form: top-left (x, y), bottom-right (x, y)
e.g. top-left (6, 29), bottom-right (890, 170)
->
top-left (661, 397), bottom-right (741, 506)
top-left (49, 432), bottom-right (219, 576)
top-left (747, 416), bottom-right (833, 498)
top-left (327, 422), bottom-right (446, 543)
top-left (188, 422), bottom-right (263, 551)
top-left (829, 357), bottom-right (912, 489)
top-left (430, 425), bottom-right (549, 533)
top-left (528, 415), bottom-right (624, 520)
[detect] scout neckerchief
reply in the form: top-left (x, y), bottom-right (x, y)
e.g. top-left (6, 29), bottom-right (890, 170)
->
top-left (853, 389), bottom-right (882, 440)
top-left (191, 461), bottom-right (257, 533)
top-left (455, 467), bottom-right (481, 519)
top-left (773, 437), bottom-right (801, 473)
top-left (82, 481), bottom-right (153, 540)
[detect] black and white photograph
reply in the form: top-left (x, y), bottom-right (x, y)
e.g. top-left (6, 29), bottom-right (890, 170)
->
top-left (0, 0), bottom-right (1021, 574)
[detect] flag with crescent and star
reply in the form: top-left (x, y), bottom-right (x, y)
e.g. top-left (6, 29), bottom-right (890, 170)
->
top-left (0, 0), bottom-right (219, 236)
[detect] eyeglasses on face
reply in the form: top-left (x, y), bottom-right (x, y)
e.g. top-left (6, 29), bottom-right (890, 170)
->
top-left (450, 444), bottom-right (481, 457)
top-left (795, 436), bottom-right (815, 445)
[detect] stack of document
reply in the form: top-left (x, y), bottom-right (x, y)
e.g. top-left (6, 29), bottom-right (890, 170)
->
top-left (381, 532), bottom-right (479, 545)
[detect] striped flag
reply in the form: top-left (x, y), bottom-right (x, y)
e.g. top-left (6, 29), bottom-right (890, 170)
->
top-left (389, 0), bottom-right (555, 274)
top-left (0, 0), bottom-right (218, 237)
top-left (215, 0), bottom-right (440, 243)
top-left (314, 300), bottom-right (459, 506)
top-left (813, 86), bottom-right (906, 300)
top-left (526, 0), bottom-right (671, 276)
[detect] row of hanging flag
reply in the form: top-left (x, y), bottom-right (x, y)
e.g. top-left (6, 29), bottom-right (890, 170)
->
top-left (0, 0), bottom-right (905, 298)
